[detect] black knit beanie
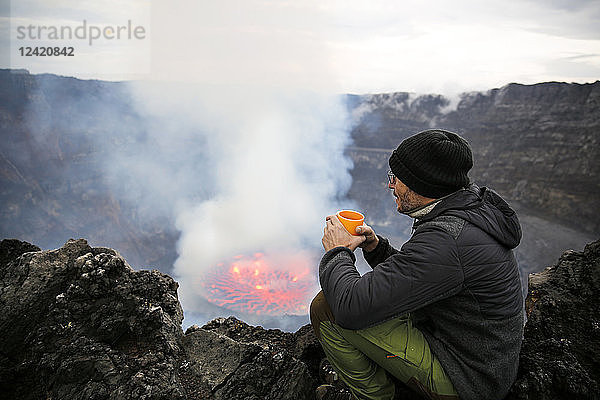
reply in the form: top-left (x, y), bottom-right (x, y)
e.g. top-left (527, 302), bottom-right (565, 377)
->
top-left (388, 129), bottom-right (473, 198)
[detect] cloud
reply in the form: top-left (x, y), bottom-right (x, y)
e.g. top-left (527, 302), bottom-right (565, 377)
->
top-left (8, 0), bottom-right (144, 23)
top-left (6, 0), bottom-right (599, 94)
top-left (546, 54), bottom-right (600, 78)
top-left (147, 0), bottom-right (339, 92)
top-left (161, 86), bottom-right (354, 325)
top-left (516, 0), bottom-right (600, 40)
top-left (326, 0), bottom-right (600, 94)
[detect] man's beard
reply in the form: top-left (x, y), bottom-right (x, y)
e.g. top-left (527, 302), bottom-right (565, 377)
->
top-left (397, 189), bottom-right (422, 214)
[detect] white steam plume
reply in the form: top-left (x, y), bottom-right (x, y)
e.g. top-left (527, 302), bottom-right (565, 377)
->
top-left (174, 90), bottom-right (354, 323)
top-left (124, 83), bottom-right (355, 328)
top-left (118, 1), bottom-right (356, 329)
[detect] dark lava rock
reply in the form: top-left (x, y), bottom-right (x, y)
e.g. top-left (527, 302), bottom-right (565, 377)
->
top-left (2, 237), bottom-right (599, 399)
top-left (0, 239), bottom-right (321, 399)
top-left (507, 239), bottom-right (600, 400)
top-left (0, 238), bottom-right (40, 267)
top-left (183, 321), bottom-right (314, 400)
top-left (199, 317), bottom-right (321, 396)
top-left (200, 316), bottom-right (323, 379)
top-left (0, 238), bottom-right (186, 399)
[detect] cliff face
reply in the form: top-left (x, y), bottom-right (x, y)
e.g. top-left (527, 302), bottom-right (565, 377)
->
top-left (348, 82), bottom-right (600, 235)
top-left (508, 239), bottom-right (600, 399)
top-left (1, 237), bottom-right (598, 399)
top-left (0, 70), bottom-right (178, 272)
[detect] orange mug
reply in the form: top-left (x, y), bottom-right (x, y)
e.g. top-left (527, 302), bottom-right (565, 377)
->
top-left (336, 210), bottom-right (365, 236)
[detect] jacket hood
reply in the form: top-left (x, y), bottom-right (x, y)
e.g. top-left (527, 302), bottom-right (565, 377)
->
top-left (416, 184), bottom-right (522, 249)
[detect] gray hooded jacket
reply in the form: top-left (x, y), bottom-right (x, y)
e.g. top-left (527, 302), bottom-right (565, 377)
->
top-left (319, 185), bottom-right (524, 400)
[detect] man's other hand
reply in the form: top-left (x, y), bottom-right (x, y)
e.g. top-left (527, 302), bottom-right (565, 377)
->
top-left (322, 215), bottom-right (366, 252)
top-left (356, 225), bottom-right (379, 252)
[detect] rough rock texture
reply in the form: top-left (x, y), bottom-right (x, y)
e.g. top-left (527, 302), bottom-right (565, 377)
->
top-left (0, 239), bottom-right (320, 399)
top-left (1, 237), bottom-right (599, 399)
top-left (506, 239), bottom-right (600, 400)
top-left (0, 238), bottom-right (186, 399)
top-left (199, 317), bottom-right (323, 393)
top-left (183, 322), bottom-right (314, 400)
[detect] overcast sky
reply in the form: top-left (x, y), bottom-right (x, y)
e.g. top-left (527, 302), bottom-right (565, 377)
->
top-left (2, 0), bottom-right (599, 94)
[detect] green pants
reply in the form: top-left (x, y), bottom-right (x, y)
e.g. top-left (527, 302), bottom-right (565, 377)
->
top-left (310, 291), bottom-right (459, 400)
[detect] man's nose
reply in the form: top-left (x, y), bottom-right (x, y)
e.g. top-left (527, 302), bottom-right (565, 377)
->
top-left (388, 182), bottom-right (395, 190)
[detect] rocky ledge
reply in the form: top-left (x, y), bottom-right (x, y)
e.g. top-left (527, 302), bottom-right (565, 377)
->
top-left (0, 238), bottom-right (598, 399)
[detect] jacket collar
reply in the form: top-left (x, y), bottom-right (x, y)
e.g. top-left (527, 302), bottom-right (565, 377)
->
top-left (413, 185), bottom-right (484, 225)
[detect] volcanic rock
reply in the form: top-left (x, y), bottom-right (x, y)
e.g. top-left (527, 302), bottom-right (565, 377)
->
top-left (506, 239), bottom-right (600, 399)
top-left (1, 237), bottom-right (599, 399)
top-left (0, 238), bottom-right (186, 399)
top-left (199, 317), bottom-right (323, 390)
top-left (183, 322), bottom-right (314, 400)
top-left (0, 238), bottom-right (317, 399)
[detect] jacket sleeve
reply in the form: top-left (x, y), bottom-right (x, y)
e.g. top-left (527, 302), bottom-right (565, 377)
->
top-left (319, 226), bottom-right (464, 330)
top-left (362, 235), bottom-right (400, 269)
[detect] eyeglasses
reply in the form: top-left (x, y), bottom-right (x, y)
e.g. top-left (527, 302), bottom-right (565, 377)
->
top-left (387, 170), bottom-right (396, 185)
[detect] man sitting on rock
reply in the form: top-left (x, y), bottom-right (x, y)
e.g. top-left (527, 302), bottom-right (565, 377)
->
top-left (311, 129), bottom-right (524, 400)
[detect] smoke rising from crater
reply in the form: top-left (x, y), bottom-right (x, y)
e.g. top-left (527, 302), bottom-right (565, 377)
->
top-left (15, 74), bottom-right (355, 331)
top-left (123, 2), bottom-right (360, 329)
top-left (124, 85), bottom-right (355, 326)
top-left (8, 1), bottom-right (359, 330)
top-left (116, 5), bottom-right (358, 328)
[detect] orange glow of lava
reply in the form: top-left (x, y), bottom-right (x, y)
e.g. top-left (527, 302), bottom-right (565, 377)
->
top-left (198, 252), bottom-right (316, 315)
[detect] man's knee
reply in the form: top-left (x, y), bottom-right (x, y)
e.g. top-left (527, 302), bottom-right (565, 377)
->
top-left (310, 291), bottom-right (336, 339)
